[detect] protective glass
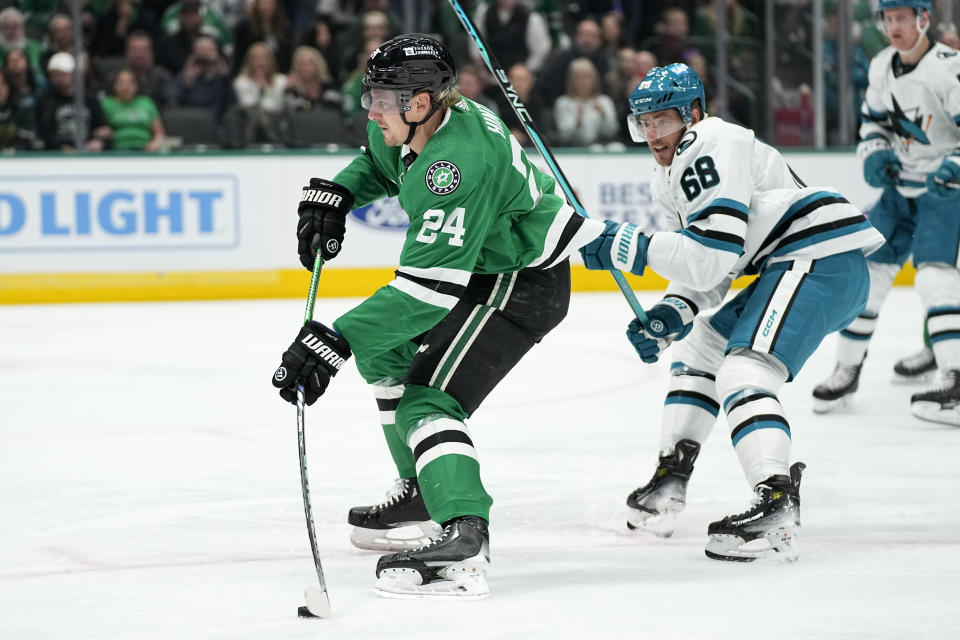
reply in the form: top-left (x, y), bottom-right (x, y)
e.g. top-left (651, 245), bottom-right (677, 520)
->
top-left (626, 113), bottom-right (687, 144)
top-left (361, 88), bottom-right (405, 114)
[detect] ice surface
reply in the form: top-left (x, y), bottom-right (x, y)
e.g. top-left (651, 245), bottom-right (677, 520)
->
top-left (2, 290), bottom-right (958, 639)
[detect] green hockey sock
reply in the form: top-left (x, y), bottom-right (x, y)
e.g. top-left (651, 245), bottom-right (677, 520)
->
top-left (382, 422), bottom-right (416, 479)
top-left (409, 416), bottom-right (492, 524)
top-left (373, 382), bottom-right (416, 478)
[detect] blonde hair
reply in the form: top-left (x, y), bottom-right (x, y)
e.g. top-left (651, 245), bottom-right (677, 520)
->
top-left (565, 57), bottom-right (600, 98)
top-left (436, 84), bottom-right (462, 110)
top-left (290, 46), bottom-right (331, 85)
top-left (239, 42), bottom-right (277, 78)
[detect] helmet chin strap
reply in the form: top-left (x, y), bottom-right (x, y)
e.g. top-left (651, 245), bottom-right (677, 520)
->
top-left (903, 13), bottom-right (930, 55)
top-left (401, 102), bottom-right (442, 145)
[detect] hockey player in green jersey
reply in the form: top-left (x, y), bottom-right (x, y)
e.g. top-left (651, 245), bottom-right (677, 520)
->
top-left (271, 34), bottom-right (604, 599)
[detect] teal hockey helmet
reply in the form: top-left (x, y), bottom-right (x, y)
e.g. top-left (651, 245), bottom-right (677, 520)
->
top-left (877, 0), bottom-right (931, 14)
top-left (626, 63), bottom-right (705, 143)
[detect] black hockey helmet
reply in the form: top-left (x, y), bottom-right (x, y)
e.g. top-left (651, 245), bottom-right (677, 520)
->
top-left (361, 33), bottom-right (457, 115)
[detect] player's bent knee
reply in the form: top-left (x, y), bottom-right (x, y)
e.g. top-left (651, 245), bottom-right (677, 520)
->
top-left (394, 385), bottom-right (468, 444)
top-left (671, 318), bottom-right (728, 375)
top-left (715, 350), bottom-right (789, 402)
top-left (864, 262), bottom-right (900, 310)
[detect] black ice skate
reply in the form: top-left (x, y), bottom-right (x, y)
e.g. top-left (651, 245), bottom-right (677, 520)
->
top-left (812, 363), bottom-right (861, 413)
top-left (625, 439), bottom-right (701, 537)
top-left (374, 515), bottom-right (490, 599)
top-left (910, 369), bottom-right (960, 426)
top-left (348, 477), bottom-right (442, 551)
top-left (705, 462), bottom-right (805, 563)
top-left (893, 347), bottom-right (937, 384)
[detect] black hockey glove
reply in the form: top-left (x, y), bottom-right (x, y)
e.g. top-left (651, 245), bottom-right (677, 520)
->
top-left (296, 178), bottom-right (355, 270)
top-left (272, 321), bottom-right (352, 406)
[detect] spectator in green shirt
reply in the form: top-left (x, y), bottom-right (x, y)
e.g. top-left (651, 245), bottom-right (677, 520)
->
top-left (0, 8), bottom-right (44, 81)
top-left (101, 69), bottom-right (165, 151)
top-left (160, 0), bottom-right (233, 47)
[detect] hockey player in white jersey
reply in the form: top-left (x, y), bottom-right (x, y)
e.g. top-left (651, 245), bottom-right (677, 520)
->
top-left (812, 0), bottom-right (960, 425)
top-left (579, 63), bottom-right (884, 562)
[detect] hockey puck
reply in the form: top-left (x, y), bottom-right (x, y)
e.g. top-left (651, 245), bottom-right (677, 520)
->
top-left (298, 605), bottom-right (319, 618)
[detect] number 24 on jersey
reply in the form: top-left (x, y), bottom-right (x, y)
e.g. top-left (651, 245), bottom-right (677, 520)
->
top-left (416, 207), bottom-right (466, 246)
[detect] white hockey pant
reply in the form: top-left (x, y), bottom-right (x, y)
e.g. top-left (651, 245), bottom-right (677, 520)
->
top-left (836, 262), bottom-right (900, 366)
top-left (916, 263), bottom-right (960, 371)
top-left (716, 349), bottom-right (791, 489)
top-left (660, 318), bottom-right (726, 454)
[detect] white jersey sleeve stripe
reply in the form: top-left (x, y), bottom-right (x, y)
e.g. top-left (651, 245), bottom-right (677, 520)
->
top-left (389, 275), bottom-right (462, 310)
top-left (396, 265), bottom-right (472, 286)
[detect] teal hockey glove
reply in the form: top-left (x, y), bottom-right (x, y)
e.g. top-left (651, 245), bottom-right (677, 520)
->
top-left (858, 137), bottom-right (900, 188)
top-left (626, 297), bottom-right (696, 363)
top-left (579, 220), bottom-right (648, 275)
top-left (927, 156), bottom-right (960, 199)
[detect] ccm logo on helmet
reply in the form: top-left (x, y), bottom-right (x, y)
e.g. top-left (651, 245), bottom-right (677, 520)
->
top-left (301, 189), bottom-right (344, 208)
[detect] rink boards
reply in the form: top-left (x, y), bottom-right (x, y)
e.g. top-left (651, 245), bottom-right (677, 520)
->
top-left (0, 150), bottom-right (914, 303)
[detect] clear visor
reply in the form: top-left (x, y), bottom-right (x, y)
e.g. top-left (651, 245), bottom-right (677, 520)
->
top-left (877, 10), bottom-right (926, 39)
top-left (361, 88), bottom-right (405, 114)
top-left (626, 113), bottom-right (688, 144)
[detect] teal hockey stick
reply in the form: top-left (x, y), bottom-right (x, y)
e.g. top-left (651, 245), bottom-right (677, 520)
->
top-left (296, 253), bottom-right (332, 619)
top-left (445, 0), bottom-right (648, 323)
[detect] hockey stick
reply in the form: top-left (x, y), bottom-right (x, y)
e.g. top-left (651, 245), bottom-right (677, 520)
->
top-left (894, 169), bottom-right (960, 189)
top-left (444, 0), bottom-right (648, 323)
top-left (296, 252), bottom-right (332, 619)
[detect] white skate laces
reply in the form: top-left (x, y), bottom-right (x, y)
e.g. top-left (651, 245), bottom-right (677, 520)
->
top-left (376, 477), bottom-right (410, 509)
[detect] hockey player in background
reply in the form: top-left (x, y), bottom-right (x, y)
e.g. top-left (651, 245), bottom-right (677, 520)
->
top-left (579, 63), bottom-right (883, 561)
top-left (812, 0), bottom-right (960, 425)
top-left (271, 34), bottom-right (603, 597)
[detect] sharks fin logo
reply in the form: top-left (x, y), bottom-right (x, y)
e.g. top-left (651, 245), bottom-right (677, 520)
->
top-left (889, 94), bottom-right (930, 145)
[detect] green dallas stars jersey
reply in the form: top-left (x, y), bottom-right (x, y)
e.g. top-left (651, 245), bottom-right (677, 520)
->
top-left (330, 97), bottom-right (599, 366)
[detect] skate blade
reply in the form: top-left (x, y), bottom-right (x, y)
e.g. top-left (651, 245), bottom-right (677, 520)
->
top-left (705, 529), bottom-right (799, 564)
top-left (891, 370), bottom-right (936, 385)
top-left (349, 521), bottom-right (443, 552)
top-left (626, 508), bottom-right (677, 538)
top-left (910, 402), bottom-right (960, 426)
top-left (374, 562), bottom-right (490, 600)
top-left (812, 394), bottom-right (851, 414)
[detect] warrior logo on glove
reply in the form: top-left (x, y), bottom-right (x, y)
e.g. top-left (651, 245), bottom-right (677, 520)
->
top-left (299, 332), bottom-right (347, 370)
top-left (297, 178), bottom-right (355, 269)
top-left (300, 186), bottom-right (347, 207)
top-left (272, 321), bottom-right (352, 405)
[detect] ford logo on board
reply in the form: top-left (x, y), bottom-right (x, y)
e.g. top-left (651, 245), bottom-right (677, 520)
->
top-left (350, 197), bottom-right (409, 231)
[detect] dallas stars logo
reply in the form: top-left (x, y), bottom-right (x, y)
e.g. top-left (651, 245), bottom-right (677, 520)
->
top-left (425, 160), bottom-right (461, 195)
top-left (889, 94), bottom-right (930, 146)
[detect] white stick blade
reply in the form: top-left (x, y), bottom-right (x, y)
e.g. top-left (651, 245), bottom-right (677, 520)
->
top-left (304, 585), bottom-right (332, 618)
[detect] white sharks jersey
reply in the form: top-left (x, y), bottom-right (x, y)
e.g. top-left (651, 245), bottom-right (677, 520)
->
top-left (861, 42), bottom-right (960, 196)
top-left (647, 117), bottom-right (884, 311)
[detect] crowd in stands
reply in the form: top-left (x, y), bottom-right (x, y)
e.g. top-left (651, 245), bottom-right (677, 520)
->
top-left (0, 0), bottom-right (957, 153)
